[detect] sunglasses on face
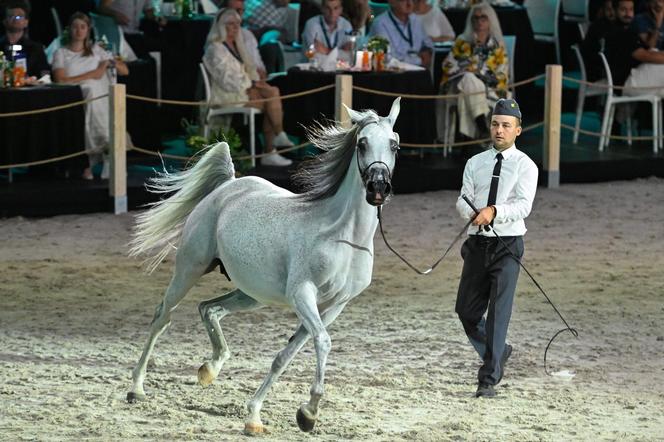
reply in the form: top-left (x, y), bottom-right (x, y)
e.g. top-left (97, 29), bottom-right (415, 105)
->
top-left (9, 15), bottom-right (25, 20)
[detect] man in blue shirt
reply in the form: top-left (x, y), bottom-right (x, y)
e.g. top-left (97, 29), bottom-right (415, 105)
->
top-left (302, 0), bottom-right (354, 55)
top-left (631, 0), bottom-right (664, 49)
top-left (368, 0), bottom-right (432, 67)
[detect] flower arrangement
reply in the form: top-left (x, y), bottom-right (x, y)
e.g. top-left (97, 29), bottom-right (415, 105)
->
top-left (185, 124), bottom-right (251, 174)
top-left (366, 35), bottom-right (389, 54)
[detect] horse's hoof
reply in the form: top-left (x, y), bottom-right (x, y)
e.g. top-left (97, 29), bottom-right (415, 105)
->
top-left (126, 391), bottom-right (146, 403)
top-left (243, 421), bottom-right (265, 435)
top-left (197, 362), bottom-right (216, 387)
top-left (296, 407), bottom-right (317, 432)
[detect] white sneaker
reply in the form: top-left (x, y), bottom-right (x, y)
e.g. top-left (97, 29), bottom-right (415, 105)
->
top-left (273, 131), bottom-right (294, 147)
top-left (261, 152), bottom-right (293, 166)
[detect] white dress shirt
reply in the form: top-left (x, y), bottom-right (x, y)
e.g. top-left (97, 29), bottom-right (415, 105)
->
top-left (456, 144), bottom-right (538, 237)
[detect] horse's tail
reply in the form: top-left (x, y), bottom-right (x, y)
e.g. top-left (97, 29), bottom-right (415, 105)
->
top-left (129, 142), bottom-right (235, 273)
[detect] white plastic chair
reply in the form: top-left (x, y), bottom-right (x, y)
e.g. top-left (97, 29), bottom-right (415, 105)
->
top-left (199, 63), bottom-right (262, 166)
top-left (503, 35), bottom-right (516, 97)
top-left (200, 0), bottom-right (219, 15)
top-left (525, 0), bottom-right (562, 65)
top-left (50, 7), bottom-right (63, 38)
top-left (597, 52), bottom-right (661, 153)
top-left (570, 44), bottom-right (607, 144)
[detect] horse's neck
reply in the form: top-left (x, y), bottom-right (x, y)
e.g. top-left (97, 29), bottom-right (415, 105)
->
top-left (317, 161), bottom-right (378, 243)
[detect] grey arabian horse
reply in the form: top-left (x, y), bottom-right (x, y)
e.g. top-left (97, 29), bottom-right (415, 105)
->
top-left (127, 98), bottom-right (401, 433)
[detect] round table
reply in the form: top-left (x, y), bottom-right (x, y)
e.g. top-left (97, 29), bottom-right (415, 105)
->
top-left (271, 69), bottom-right (436, 146)
top-left (0, 84), bottom-right (85, 169)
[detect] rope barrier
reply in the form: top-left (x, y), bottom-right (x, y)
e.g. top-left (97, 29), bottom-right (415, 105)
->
top-left (129, 141), bottom-right (311, 162)
top-left (560, 123), bottom-right (663, 141)
top-left (126, 84), bottom-right (335, 107)
top-left (0, 94), bottom-right (108, 118)
top-left (352, 74), bottom-right (546, 99)
top-left (400, 122), bottom-right (544, 148)
top-left (0, 150), bottom-right (88, 170)
top-left (562, 75), bottom-right (664, 91)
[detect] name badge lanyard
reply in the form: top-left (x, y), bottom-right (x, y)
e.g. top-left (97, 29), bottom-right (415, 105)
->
top-left (319, 16), bottom-right (338, 49)
top-left (388, 11), bottom-right (413, 50)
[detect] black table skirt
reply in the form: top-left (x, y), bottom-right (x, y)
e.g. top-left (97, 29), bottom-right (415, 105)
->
top-left (0, 85), bottom-right (85, 169)
top-left (443, 5), bottom-right (536, 81)
top-left (272, 69), bottom-right (436, 146)
top-left (120, 58), bottom-right (161, 150)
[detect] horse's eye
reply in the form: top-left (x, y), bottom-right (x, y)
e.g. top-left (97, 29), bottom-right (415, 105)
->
top-left (357, 138), bottom-right (368, 151)
top-left (390, 139), bottom-right (400, 152)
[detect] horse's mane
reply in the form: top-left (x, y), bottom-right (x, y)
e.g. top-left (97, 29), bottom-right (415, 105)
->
top-left (293, 110), bottom-right (380, 201)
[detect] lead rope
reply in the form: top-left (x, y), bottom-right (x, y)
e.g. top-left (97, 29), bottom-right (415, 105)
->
top-left (376, 205), bottom-right (473, 275)
top-left (460, 195), bottom-right (579, 376)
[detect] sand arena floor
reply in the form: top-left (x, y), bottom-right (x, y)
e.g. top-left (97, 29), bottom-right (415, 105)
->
top-left (1, 178), bottom-right (663, 441)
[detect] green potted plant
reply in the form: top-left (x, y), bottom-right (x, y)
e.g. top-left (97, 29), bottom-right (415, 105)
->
top-left (185, 126), bottom-right (252, 175)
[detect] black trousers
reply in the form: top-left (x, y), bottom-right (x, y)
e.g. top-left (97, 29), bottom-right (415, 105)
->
top-left (455, 235), bottom-right (524, 385)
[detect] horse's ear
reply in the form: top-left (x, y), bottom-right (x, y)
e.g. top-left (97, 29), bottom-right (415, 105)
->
top-left (343, 104), bottom-right (364, 125)
top-left (387, 97), bottom-right (401, 128)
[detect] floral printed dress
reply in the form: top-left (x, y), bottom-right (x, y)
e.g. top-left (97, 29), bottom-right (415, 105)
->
top-left (436, 36), bottom-right (510, 141)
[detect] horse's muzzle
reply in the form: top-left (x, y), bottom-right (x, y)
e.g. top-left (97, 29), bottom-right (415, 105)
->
top-left (365, 178), bottom-right (392, 206)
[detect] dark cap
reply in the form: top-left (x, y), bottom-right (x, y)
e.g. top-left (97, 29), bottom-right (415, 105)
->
top-left (492, 98), bottom-right (521, 120)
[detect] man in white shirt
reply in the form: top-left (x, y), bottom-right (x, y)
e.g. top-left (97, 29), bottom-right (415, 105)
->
top-left (302, 0), bottom-right (353, 54)
top-left (454, 98), bottom-right (538, 399)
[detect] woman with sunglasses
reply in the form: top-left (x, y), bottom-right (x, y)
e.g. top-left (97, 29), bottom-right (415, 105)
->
top-left (203, 8), bottom-right (293, 167)
top-left (437, 1), bottom-right (508, 147)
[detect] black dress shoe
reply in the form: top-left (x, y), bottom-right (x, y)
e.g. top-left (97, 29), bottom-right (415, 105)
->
top-left (475, 382), bottom-right (496, 398)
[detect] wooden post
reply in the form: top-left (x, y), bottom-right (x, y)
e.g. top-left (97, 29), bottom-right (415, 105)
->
top-left (109, 83), bottom-right (127, 214)
top-left (543, 64), bottom-right (562, 188)
top-left (335, 74), bottom-right (353, 128)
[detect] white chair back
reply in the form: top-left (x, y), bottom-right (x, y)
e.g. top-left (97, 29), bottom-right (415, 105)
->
top-left (503, 35), bottom-right (516, 92)
top-left (200, 0), bottom-right (219, 15)
top-left (571, 44), bottom-right (587, 81)
top-left (50, 7), bottom-right (63, 38)
top-left (199, 63), bottom-right (212, 105)
top-left (597, 51), bottom-right (615, 96)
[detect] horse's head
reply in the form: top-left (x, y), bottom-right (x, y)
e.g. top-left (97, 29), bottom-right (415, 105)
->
top-left (345, 97), bottom-right (401, 206)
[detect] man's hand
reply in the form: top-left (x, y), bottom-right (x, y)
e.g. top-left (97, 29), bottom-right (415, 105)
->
top-left (314, 39), bottom-right (330, 55)
top-left (471, 206), bottom-right (496, 226)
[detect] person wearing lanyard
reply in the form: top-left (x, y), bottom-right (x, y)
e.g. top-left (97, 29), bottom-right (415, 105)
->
top-left (368, 0), bottom-right (433, 67)
top-left (454, 98), bottom-right (538, 398)
top-left (302, 0), bottom-right (354, 54)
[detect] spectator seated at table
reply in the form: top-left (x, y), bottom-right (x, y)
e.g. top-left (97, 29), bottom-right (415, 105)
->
top-left (605, 0), bottom-right (664, 97)
top-left (630, 0), bottom-right (664, 49)
top-left (342, 0), bottom-right (371, 37)
top-left (97, 0), bottom-right (165, 57)
top-left (52, 12), bottom-right (130, 180)
top-left (221, 0), bottom-right (269, 79)
top-left (369, 0), bottom-right (433, 67)
top-left (302, 0), bottom-right (354, 55)
top-left (203, 8), bottom-right (294, 166)
top-left (413, 0), bottom-right (455, 42)
top-left (0, 0), bottom-right (49, 81)
top-left (436, 1), bottom-right (508, 143)
top-left (581, 0), bottom-right (616, 81)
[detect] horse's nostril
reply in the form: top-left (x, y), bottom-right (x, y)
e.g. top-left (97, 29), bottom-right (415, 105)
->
top-left (367, 181), bottom-right (375, 193)
top-left (384, 182), bottom-right (392, 195)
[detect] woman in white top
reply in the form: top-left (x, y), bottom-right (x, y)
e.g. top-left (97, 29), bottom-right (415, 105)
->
top-left (203, 8), bottom-right (293, 167)
top-left (413, 0), bottom-right (455, 42)
top-left (52, 12), bottom-right (129, 180)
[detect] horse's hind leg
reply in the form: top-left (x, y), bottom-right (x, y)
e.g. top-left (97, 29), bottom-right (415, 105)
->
top-left (126, 261), bottom-right (204, 403)
top-left (197, 289), bottom-right (261, 386)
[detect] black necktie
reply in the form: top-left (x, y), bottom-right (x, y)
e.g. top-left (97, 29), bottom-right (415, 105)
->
top-left (481, 152), bottom-right (503, 232)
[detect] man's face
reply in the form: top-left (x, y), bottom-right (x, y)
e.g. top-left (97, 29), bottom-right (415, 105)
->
top-left (648, 0), bottom-right (664, 15)
top-left (390, 0), bottom-right (414, 17)
top-left (322, 0), bottom-right (343, 25)
top-left (3, 8), bottom-right (28, 33)
top-left (227, 0), bottom-right (245, 18)
top-left (603, 0), bottom-right (615, 21)
top-left (491, 115), bottom-right (521, 150)
top-left (615, 1), bottom-right (634, 25)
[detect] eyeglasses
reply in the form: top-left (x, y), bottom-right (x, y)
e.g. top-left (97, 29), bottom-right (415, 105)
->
top-left (9, 15), bottom-right (25, 20)
top-left (472, 14), bottom-right (489, 21)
